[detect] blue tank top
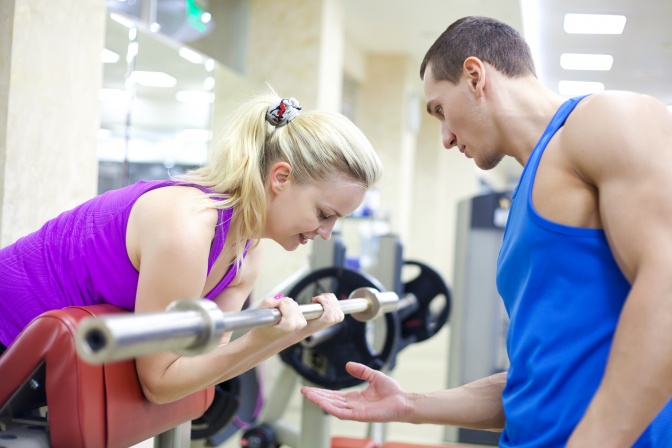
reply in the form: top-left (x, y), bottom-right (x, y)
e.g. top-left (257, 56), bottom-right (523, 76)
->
top-left (496, 96), bottom-right (672, 447)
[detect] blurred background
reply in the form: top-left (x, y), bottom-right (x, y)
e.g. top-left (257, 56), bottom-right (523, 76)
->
top-left (1, 0), bottom-right (670, 446)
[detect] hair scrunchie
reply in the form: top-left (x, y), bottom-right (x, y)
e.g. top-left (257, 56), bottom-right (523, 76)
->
top-left (266, 97), bottom-right (302, 127)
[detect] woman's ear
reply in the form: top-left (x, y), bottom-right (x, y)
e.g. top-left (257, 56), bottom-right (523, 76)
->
top-left (269, 161), bottom-right (292, 194)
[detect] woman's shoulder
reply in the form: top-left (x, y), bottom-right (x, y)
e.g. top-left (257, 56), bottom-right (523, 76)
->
top-left (132, 184), bottom-right (219, 234)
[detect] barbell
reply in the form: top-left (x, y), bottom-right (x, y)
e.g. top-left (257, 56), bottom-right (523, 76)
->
top-left (75, 287), bottom-right (400, 364)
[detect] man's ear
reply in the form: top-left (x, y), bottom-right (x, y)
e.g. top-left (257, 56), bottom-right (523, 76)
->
top-left (463, 56), bottom-right (486, 97)
top-left (269, 161), bottom-right (292, 194)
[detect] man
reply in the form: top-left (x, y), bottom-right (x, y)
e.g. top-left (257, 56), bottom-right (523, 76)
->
top-left (302, 16), bottom-right (672, 447)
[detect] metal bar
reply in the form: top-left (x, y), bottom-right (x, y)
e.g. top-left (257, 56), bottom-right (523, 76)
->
top-left (75, 292), bottom-right (397, 365)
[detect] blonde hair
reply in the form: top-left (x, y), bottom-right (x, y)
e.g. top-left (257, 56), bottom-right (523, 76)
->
top-left (176, 90), bottom-right (382, 268)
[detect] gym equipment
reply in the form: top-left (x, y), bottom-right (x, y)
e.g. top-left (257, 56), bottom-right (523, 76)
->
top-left (0, 304), bottom-right (214, 448)
top-left (279, 267), bottom-right (400, 390)
top-left (331, 437), bottom-right (379, 448)
top-left (240, 423), bottom-right (279, 448)
top-left (191, 366), bottom-right (263, 445)
top-left (75, 288), bottom-right (400, 364)
top-left (445, 191), bottom-right (511, 446)
top-left (190, 380), bottom-right (240, 440)
top-left (331, 440), bottom-right (476, 448)
top-left (239, 232), bottom-right (453, 448)
top-left (399, 260), bottom-right (452, 345)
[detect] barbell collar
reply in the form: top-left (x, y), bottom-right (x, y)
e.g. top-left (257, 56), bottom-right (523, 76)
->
top-left (350, 287), bottom-right (399, 322)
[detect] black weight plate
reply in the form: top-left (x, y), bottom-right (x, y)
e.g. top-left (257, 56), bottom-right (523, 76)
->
top-left (400, 260), bottom-right (451, 343)
top-left (191, 377), bottom-right (241, 440)
top-left (279, 267), bottom-right (399, 390)
top-left (200, 367), bottom-right (263, 445)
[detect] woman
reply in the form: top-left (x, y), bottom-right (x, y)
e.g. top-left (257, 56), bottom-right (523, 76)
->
top-left (0, 91), bottom-right (383, 404)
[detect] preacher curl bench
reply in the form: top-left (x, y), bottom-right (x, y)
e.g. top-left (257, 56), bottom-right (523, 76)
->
top-left (0, 304), bottom-right (214, 448)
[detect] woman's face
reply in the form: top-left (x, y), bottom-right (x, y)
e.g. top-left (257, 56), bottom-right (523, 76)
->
top-left (264, 163), bottom-right (367, 251)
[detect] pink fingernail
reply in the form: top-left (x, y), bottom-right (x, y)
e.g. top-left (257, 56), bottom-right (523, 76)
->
top-left (274, 293), bottom-right (284, 300)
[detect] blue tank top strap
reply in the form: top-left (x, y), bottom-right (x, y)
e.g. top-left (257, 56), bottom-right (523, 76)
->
top-left (512, 95), bottom-right (589, 199)
top-left (532, 94), bottom-right (588, 160)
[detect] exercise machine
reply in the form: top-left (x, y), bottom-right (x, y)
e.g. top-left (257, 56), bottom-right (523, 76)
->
top-left (239, 234), bottom-right (453, 448)
top-left (444, 191), bottom-right (511, 446)
top-left (0, 285), bottom-right (399, 447)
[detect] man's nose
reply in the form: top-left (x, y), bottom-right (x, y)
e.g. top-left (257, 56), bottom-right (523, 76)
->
top-left (443, 129), bottom-right (457, 149)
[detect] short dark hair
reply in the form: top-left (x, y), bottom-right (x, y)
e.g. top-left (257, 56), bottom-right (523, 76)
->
top-left (420, 16), bottom-right (536, 83)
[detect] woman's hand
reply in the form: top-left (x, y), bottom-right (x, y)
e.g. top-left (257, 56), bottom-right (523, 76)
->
top-left (252, 295), bottom-right (308, 341)
top-left (250, 292), bottom-right (344, 343)
top-left (304, 292), bottom-right (345, 332)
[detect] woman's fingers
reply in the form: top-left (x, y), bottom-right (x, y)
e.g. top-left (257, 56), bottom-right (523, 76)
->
top-left (260, 295), bottom-right (307, 331)
top-left (312, 293), bottom-right (344, 324)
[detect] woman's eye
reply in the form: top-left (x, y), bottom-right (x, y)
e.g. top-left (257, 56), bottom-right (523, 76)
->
top-left (319, 211), bottom-right (330, 220)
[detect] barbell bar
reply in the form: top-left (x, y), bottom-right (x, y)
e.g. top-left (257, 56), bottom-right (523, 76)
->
top-left (75, 287), bottom-right (400, 365)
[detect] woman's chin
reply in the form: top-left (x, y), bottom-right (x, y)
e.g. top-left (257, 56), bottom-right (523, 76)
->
top-left (280, 240), bottom-right (300, 251)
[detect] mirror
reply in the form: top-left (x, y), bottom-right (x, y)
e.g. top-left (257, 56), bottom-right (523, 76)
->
top-left (98, 13), bottom-right (216, 193)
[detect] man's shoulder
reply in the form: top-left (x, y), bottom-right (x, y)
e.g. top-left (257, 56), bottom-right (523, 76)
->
top-left (562, 92), bottom-right (660, 149)
top-left (567, 91), bottom-right (662, 129)
top-left (558, 90), bottom-right (671, 182)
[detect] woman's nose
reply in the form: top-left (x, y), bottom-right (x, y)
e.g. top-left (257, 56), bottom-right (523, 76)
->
top-left (316, 219), bottom-right (336, 240)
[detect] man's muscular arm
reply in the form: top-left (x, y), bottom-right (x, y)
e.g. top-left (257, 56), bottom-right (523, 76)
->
top-left (564, 93), bottom-right (672, 447)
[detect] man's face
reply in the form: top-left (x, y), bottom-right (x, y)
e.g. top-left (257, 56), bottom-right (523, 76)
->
top-left (422, 63), bottom-right (503, 170)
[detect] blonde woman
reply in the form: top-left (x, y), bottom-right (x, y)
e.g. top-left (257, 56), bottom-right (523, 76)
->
top-left (0, 91), bottom-right (383, 404)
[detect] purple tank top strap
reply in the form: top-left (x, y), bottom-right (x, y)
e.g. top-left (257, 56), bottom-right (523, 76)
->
top-left (204, 239), bottom-right (251, 299)
top-left (175, 184), bottom-right (251, 300)
top-left (208, 207), bottom-right (232, 274)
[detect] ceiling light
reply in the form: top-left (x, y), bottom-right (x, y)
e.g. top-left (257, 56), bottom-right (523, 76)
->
top-left (126, 41), bottom-right (139, 63)
top-left (179, 47), bottom-right (203, 64)
top-left (175, 91), bottom-right (214, 104)
top-left (177, 129), bottom-right (212, 143)
top-left (560, 53), bottom-right (613, 71)
top-left (99, 89), bottom-right (128, 102)
top-left (101, 49), bottom-right (120, 64)
top-left (131, 71), bottom-right (177, 87)
top-left (203, 76), bottom-right (215, 91)
top-left (558, 80), bottom-right (605, 96)
top-left (205, 58), bottom-right (215, 72)
top-left (520, 0), bottom-right (544, 80)
top-left (201, 12), bottom-right (212, 24)
top-left (564, 14), bottom-right (626, 34)
top-left (110, 13), bottom-right (134, 28)
top-left (98, 128), bottom-right (113, 140)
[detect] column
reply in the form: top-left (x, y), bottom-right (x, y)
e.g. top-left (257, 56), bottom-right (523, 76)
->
top-left (243, 0), bottom-right (347, 301)
top-left (357, 54), bottom-right (419, 242)
top-left (0, 0), bottom-right (106, 246)
top-left (246, 0), bottom-right (344, 111)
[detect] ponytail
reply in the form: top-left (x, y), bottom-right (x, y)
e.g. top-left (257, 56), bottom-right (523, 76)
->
top-left (177, 87), bottom-right (382, 271)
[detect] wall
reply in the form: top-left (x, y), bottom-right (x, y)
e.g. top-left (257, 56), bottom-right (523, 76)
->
top-left (0, 0), bottom-right (105, 247)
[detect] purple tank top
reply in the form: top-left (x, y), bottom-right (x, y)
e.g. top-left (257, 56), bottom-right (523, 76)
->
top-left (0, 179), bottom-right (244, 347)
